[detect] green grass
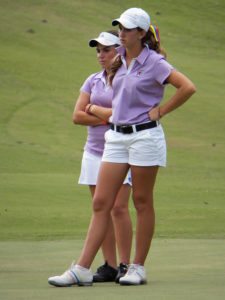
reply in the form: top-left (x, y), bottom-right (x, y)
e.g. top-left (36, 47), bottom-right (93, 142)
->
top-left (1, 239), bottom-right (225, 300)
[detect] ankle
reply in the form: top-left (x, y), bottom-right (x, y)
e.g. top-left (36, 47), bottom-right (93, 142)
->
top-left (75, 264), bottom-right (90, 272)
top-left (104, 261), bottom-right (117, 270)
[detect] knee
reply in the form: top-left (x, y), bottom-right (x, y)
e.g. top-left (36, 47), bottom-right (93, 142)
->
top-left (111, 204), bottom-right (128, 219)
top-left (133, 193), bottom-right (154, 213)
top-left (92, 195), bottom-right (114, 214)
top-left (92, 196), bottom-right (107, 213)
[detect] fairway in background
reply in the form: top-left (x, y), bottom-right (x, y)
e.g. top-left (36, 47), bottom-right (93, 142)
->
top-left (0, 0), bottom-right (225, 240)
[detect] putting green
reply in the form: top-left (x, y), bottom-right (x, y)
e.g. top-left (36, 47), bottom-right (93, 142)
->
top-left (0, 239), bottom-right (224, 300)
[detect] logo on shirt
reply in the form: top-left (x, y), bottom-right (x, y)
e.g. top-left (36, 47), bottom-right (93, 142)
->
top-left (136, 70), bottom-right (143, 77)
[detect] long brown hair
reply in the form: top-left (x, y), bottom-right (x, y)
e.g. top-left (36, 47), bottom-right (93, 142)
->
top-left (108, 26), bottom-right (166, 85)
top-left (141, 26), bottom-right (167, 58)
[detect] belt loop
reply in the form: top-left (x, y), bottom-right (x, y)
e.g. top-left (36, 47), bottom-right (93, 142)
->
top-left (131, 124), bottom-right (137, 133)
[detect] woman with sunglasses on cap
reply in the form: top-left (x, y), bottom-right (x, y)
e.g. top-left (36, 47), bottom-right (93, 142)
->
top-left (48, 31), bottom-right (132, 286)
top-left (48, 7), bottom-right (196, 287)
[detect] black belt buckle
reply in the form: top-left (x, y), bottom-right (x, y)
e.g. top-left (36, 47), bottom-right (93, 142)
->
top-left (111, 121), bottom-right (158, 134)
top-left (119, 125), bottom-right (133, 134)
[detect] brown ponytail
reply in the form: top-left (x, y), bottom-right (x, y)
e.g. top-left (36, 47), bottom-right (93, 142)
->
top-left (140, 27), bottom-right (167, 58)
top-left (108, 55), bottom-right (122, 85)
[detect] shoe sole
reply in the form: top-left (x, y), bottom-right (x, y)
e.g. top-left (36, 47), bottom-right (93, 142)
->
top-left (48, 280), bottom-right (93, 287)
top-left (77, 282), bottom-right (93, 287)
top-left (119, 280), bottom-right (147, 286)
top-left (48, 280), bottom-right (76, 287)
top-left (115, 273), bottom-right (127, 284)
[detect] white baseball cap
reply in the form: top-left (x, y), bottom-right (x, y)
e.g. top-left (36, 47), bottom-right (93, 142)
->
top-left (112, 8), bottom-right (151, 32)
top-left (89, 32), bottom-right (120, 47)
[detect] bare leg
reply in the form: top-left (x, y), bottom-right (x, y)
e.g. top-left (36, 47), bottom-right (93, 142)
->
top-left (100, 217), bottom-right (117, 268)
top-left (89, 186), bottom-right (117, 268)
top-left (131, 166), bottom-right (159, 265)
top-left (77, 162), bottom-right (129, 268)
top-left (111, 184), bottom-right (132, 264)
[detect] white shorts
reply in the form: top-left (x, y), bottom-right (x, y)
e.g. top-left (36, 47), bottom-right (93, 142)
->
top-left (102, 124), bottom-right (167, 167)
top-left (78, 151), bottom-right (132, 185)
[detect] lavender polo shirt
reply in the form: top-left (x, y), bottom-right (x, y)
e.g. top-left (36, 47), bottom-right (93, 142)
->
top-left (111, 46), bottom-right (174, 124)
top-left (80, 70), bottom-right (111, 156)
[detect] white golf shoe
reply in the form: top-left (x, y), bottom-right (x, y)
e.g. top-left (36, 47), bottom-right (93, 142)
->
top-left (119, 263), bottom-right (147, 285)
top-left (48, 263), bottom-right (93, 287)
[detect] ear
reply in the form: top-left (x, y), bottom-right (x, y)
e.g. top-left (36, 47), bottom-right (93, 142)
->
top-left (138, 30), bottom-right (146, 40)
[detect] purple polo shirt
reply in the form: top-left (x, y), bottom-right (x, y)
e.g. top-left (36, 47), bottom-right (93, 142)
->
top-left (80, 70), bottom-right (111, 156)
top-left (111, 46), bottom-right (174, 124)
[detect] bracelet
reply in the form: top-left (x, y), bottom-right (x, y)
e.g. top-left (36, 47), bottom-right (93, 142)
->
top-left (87, 104), bottom-right (93, 113)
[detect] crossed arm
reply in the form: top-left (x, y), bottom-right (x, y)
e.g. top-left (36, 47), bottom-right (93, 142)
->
top-left (72, 91), bottom-right (112, 126)
top-left (73, 70), bottom-right (196, 126)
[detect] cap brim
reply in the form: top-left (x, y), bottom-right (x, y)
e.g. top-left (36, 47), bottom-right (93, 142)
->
top-left (112, 17), bottom-right (137, 29)
top-left (89, 39), bottom-right (98, 47)
top-left (89, 38), bottom-right (117, 47)
top-left (112, 19), bottom-right (120, 26)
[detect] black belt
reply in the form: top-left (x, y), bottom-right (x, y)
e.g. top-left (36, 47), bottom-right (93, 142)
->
top-left (110, 121), bottom-right (158, 134)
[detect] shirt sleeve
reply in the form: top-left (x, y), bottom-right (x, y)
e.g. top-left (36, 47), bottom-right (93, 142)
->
top-left (154, 58), bottom-right (174, 85)
top-left (80, 74), bottom-right (95, 94)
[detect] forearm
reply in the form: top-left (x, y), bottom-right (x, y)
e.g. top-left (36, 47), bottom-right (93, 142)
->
top-left (72, 111), bottom-right (104, 126)
top-left (148, 74), bottom-right (196, 121)
top-left (87, 104), bottom-right (112, 122)
top-left (160, 83), bottom-right (196, 117)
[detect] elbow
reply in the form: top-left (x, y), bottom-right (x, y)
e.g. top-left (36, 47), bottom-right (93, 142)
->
top-left (184, 82), bottom-right (196, 99)
top-left (72, 113), bottom-right (79, 124)
top-left (190, 83), bottom-right (197, 96)
top-left (188, 82), bottom-right (197, 96)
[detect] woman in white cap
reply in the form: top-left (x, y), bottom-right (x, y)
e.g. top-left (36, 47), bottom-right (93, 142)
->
top-left (48, 8), bottom-right (196, 287)
top-left (48, 31), bottom-right (132, 286)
